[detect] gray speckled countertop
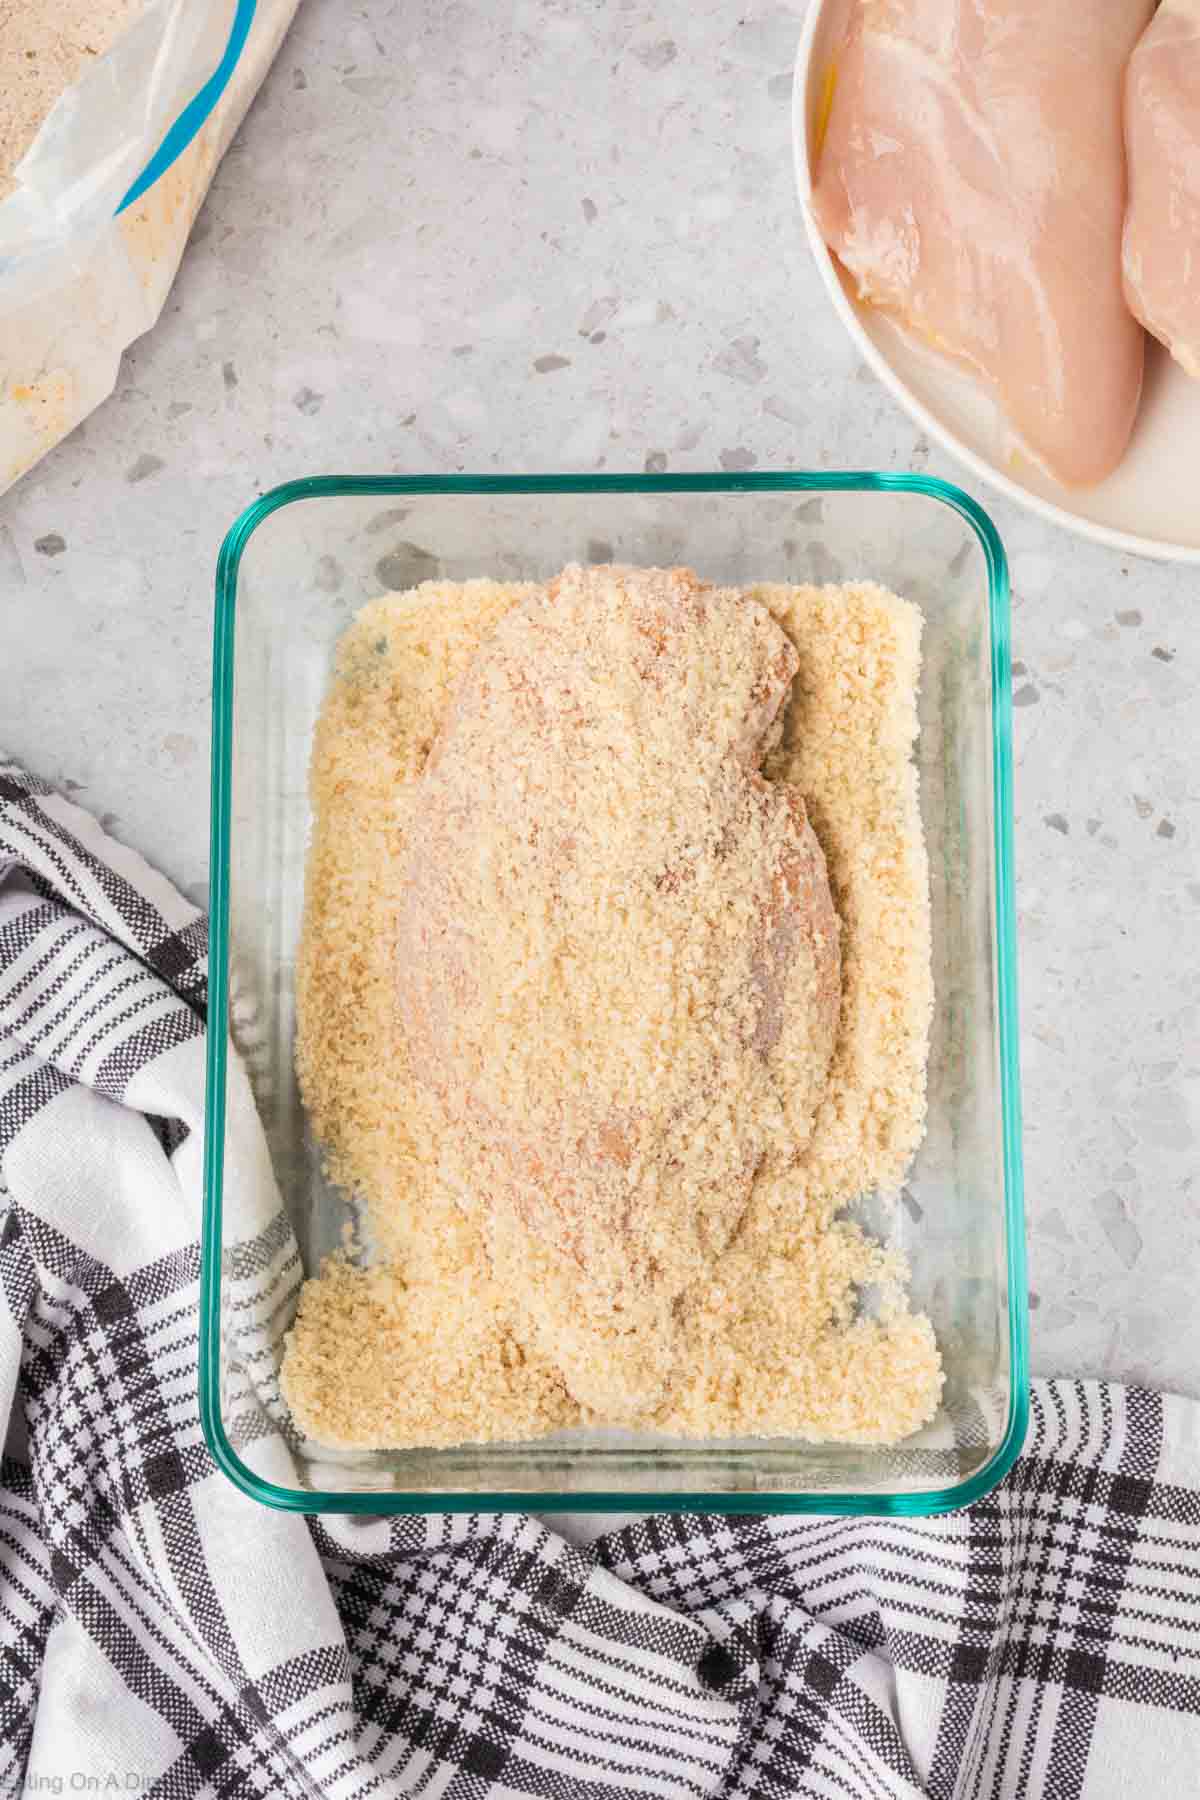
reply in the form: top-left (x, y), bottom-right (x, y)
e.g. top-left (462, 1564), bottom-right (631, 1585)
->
top-left (1, 0), bottom-right (1197, 1449)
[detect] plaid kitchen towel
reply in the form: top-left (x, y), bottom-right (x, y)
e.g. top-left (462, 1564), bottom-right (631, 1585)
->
top-left (1, 758), bottom-right (1198, 1800)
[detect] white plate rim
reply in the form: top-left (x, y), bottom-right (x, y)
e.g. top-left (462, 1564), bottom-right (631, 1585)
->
top-left (790, 7), bottom-right (1200, 566)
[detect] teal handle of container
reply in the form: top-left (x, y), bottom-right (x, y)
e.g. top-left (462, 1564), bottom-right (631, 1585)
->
top-left (115, 0), bottom-right (258, 215)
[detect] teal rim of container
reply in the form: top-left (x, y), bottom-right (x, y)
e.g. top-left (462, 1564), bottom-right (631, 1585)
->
top-left (203, 469), bottom-right (1028, 1515)
top-left (116, 0), bottom-right (257, 215)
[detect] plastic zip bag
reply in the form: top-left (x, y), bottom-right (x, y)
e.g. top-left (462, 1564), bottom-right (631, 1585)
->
top-left (0, 0), bottom-right (299, 495)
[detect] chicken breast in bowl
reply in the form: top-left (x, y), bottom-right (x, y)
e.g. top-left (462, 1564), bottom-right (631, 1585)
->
top-left (811, 0), bottom-right (1153, 487)
top-left (1124, 0), bottom-right (1200, 381)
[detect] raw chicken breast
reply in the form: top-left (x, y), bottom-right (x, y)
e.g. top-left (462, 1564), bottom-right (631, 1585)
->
top-left (396, 565), bottom-right (841, 1422)
top-left (811, 0), bottom-right (1153, 487)
top-left (1124, 0), bottom-right (1200, 380)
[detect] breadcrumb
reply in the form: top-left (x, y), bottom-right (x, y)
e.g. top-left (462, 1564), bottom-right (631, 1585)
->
top-left (1, 2), bottom-right (142, 202)
top-left (280, 572), bottom-right (943, 1450)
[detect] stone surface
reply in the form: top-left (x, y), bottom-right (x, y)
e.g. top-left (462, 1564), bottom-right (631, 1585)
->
top-left (0, 0), bottom-right (1197, 1437)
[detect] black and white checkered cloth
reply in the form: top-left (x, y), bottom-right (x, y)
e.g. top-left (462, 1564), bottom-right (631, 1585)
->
top-left (1, 758), bottom-right (1198, 1799)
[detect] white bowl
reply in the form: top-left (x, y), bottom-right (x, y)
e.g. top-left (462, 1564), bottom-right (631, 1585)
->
top-left (793, 0), bottom-right (1200, 564)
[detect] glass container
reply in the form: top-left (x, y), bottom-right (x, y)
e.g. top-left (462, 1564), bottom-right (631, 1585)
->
top-left (202, 472), bottom-right (1026, 1514)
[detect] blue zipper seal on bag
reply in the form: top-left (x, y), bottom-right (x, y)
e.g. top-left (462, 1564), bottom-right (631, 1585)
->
top-left (116, 0), bottom-right (258, 214)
